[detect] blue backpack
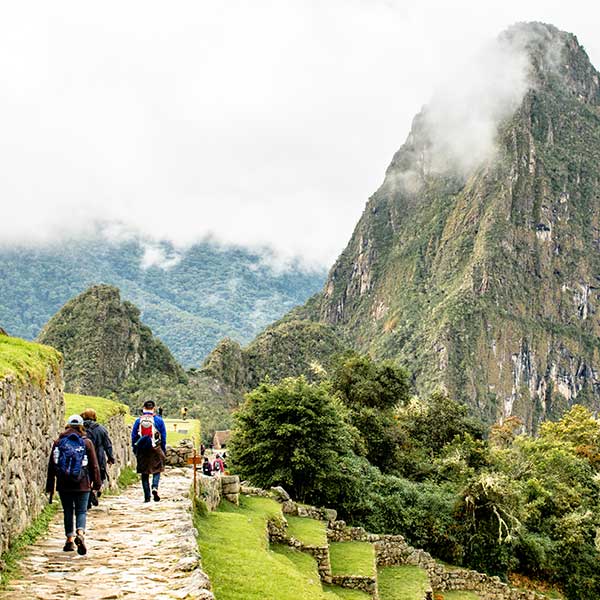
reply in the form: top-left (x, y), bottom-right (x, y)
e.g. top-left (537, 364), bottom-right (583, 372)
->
top-left (53, 433), bottom-right (88, 482)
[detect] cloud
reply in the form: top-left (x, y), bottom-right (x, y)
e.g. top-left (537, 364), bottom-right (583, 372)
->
top-left (0, 1), bottom-right (599, 267)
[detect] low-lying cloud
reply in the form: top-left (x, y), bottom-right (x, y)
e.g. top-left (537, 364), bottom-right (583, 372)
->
top-left (0, 2), bottom-right (598, 268)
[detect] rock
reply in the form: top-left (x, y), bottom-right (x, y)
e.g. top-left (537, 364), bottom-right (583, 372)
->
top-left (270, 486), bottom-right (291, 502)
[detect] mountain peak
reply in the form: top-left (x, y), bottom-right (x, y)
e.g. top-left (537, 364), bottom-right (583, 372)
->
top-left (501, 21), bottom-right (600, 105)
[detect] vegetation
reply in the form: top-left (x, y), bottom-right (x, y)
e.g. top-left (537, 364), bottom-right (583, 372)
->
top-left (377, 566), bottom-right (430, 600)
top-left (229, 366), bottom-right (599, 599)
top-left (0, 503), bottom-right (59, 589)
top-left (230, 377), bottom-right (357, 503)
top-left (329, 542), bottom-right (375, 577)
top-left (194, 495), bottom-right (357, 600)
top-left (286, 516), bottom-right (327, 547)
top-left (64, 392), bottom-right (129, 424)
top-left (0, 335), bottom-right (61, 384)
top-left (0, 239), bottom-right (324, 366)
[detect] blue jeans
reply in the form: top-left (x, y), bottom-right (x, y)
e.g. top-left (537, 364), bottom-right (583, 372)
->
top-left (141, 473), bottom-right (160, 500)
top-left (58, 491), bottom-right (90, 537)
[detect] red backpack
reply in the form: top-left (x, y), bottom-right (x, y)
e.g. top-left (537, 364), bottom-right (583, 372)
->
top-left (138, 413), bottom-right (159, 447)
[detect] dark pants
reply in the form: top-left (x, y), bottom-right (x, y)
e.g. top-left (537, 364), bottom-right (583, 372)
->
top-left (141, 473), bottom-right (160, 500)
top-left (58, 490), bottom-right (90, 537)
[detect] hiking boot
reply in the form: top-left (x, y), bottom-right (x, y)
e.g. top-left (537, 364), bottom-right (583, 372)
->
top-left (63, 540), bottom-right (76, 552)
top-left (74, 531), bottom-right (87, 556)
top-left (152, 488), bottom-right (160, 502)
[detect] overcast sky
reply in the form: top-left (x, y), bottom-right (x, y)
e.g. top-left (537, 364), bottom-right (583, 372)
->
top-left (1, 1), bottom-right (599, 269)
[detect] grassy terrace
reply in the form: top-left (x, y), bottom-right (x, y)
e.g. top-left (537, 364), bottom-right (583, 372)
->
top-left (163, 418), bottom-right (201, 447)
top-left (329, 542), bottom-right (375, 578)
top-left (65, 393), bottom-right (129, 425)
top-left (195, 495), bottom-right (368, 600)
top-left (0, 335), bottom-right (61, 383)
top-left (441, 592), bottom-right (481, 599)
top-left (286, 516), bottom-right (327, 546)
top-left (378, 565), bottom-right (430, 600)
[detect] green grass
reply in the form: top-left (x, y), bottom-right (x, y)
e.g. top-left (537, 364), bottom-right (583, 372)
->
top-left (64, 392), bottom-right (129, 424)
top-left (116, 466), bottom-right (138, 489)
top-left (286, 516), bottom-right (327, 546)
top-left (164, 418), bottom-right (201, 447)
top-left (0, 335), bottom-right (62, 384)
top-left (0, 502), bottom-right (59, 589)
top-left (441, 592), bottom-right (481, 600)
top-left (195, 495), bottom-right (356, 600)
top-left (378, 565), bottom-right (430, 600)
top-left (329, 542), bottom-right (375, 578)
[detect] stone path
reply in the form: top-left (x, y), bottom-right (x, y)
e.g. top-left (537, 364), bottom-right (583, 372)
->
top-left (0, 468), bottom-right (214, 600)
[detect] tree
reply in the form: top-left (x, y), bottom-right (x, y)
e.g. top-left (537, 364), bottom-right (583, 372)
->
top-left (229, 376), bottom-right (355, 503)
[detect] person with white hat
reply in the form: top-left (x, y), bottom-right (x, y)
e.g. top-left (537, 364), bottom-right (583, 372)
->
top-left (46, 414), bottom-right (102, 555)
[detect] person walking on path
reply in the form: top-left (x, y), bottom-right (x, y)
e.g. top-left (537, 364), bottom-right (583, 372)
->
top-left (131, 400), bottom-right (167, 502)
top-left (212, 453), bottom-right (225, 476)
top-left (202, 456), bottom-right (213, 476)
top-left (46, 414), bottom-right (102, 556)
top-left (81, 408), bottom-right (115, 507)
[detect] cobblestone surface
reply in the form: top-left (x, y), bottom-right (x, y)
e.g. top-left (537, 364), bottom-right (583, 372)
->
top-left (0, 468), bottom-right (214, 600)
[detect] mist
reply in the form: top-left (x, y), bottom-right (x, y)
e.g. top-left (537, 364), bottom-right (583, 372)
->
top-left (0, 1), bottom-right (599, 268)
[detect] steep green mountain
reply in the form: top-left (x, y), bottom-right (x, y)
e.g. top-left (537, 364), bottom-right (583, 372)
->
top-left (314, 23), bottom-right (600, 427)
top-left (200, 319), bottom-right (348, 402)
top-left (0, 239), bottom-right (325, 366)
top-left (38, 284), bottom-right (186, 396)
top-left (206, 23), bottom-right (600, 429)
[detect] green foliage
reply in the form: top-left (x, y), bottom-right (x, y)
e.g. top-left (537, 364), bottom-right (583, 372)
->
top-left (0, 335), bottom-right (62, 384)
top-left (116, 466), bottom-right (138, 490)
top-left (230, 377), bottom-right (356, 503)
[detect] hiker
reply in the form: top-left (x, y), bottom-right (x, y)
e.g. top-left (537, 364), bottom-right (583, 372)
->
top-left (46, 414), bottom-right (102, 555)
top-left (202, 456), bottom-right (213, 476)
top-left (200, 443), bottom-right (206, 456)
top-left (81, 408), bottom-right (115, 508)
top-left (132, 400), bottom-right (167, 502)
top-left (181, 406), bottom-right (188, 420)
top-left (212, 454), bottom-right (225, 476)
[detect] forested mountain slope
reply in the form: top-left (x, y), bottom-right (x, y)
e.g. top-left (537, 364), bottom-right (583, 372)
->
top-left (0, 239), bottom-right (325, 366)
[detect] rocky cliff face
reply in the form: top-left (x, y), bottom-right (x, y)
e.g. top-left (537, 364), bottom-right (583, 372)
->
top-left (308, 23), bottom-right (600, 428)
top-left (38, 285), bottom-right (185, 396)
top-left (0, 338), bottom-right (63, 554)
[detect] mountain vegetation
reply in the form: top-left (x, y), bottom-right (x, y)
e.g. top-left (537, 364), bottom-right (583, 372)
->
top-left (229, 361), bottom-right (600, 599)
top-left (0, 239), bottom-right (325, 366)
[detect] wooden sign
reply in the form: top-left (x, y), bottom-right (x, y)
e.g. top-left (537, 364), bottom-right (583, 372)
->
top-left (187, 456), bottom-right (203, 465)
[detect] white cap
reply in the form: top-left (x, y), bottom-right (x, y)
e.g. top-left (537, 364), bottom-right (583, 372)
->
top-left (67, 414), bottom-right (84, 426)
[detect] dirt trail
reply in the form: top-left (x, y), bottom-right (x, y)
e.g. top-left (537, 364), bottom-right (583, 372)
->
top-left (0, 468), bottom-right (214, 600)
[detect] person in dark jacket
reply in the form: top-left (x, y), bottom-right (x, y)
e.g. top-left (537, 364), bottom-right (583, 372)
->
top-left (202, 456), bottom-right (213, 476)
top-left (81, 408), bottom-right (115, 507)
top-left (131, 400), bottom-right (167, 502)
top-left (46, 414), bottom-right (102, 555)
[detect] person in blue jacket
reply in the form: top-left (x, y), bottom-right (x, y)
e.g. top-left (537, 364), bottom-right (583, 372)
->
top-left (131, 400), bottom-right (167, 502)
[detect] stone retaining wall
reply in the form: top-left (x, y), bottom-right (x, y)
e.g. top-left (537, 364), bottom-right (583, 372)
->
top-left (103, 412), bottom-right (135, 491)
top-left (331, 575), bottom-right (378, 598)
top-left (165, 440), bottom-right (195, 467)
top-left (0, 368), bottom-right (64, 555)
top-left (331, 520), bottom-right (549, 600)
top-left (198, 474), bottom-right (240, 511)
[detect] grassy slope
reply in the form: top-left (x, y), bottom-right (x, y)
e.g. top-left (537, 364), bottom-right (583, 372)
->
top-left (64, 392), bottom-right (129, 425)
top-left (286, 516), bottom-right (327, 546)
top-left (329, 542), bottom-right (375, 577)
top-left (163, 418), bottom-right (201, 447)
top-left (0, 335), bottom-right (61, 383)
top-left (378, 565), bottom-right (430, 600)
top-left (195, 495), bottom-right (367, 600)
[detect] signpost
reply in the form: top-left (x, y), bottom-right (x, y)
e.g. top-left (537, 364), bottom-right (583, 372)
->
top-left (187, 449), bottom-right (203, 496)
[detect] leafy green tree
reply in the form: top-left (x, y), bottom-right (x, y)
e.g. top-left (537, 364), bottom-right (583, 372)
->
top-left (229, 376), bottom-right (355, 503)
top-left (331, 353), bottom-right (410, 410)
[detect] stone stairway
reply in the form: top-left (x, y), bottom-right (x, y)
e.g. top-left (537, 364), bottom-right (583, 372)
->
top-left (0, 468), bottom-right (213, 600)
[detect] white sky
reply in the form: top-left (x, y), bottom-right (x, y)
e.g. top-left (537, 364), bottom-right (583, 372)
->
top-left (0, 1), bottom-right (599, 268)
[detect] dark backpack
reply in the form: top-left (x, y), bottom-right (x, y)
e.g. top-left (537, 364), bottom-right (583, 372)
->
top-left (54, 433), bottom-right (88, 482)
